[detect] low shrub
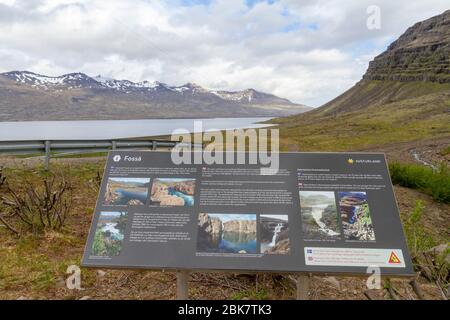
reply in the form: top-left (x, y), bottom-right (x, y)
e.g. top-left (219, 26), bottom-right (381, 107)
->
top-left (0, 172), bottom-right (73, 235)
top-left (389, 162), bottom-right (450, 203)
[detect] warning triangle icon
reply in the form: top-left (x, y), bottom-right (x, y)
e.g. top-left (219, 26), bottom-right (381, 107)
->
top-left (388, 251), bottom-right (401, 264)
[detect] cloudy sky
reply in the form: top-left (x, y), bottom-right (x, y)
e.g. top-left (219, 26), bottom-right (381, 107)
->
top-left (0, 0), bottom-right (448, 106)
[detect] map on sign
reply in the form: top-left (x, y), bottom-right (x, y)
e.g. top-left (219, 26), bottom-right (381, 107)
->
top-left (81, 152), bottom-right (413, 276)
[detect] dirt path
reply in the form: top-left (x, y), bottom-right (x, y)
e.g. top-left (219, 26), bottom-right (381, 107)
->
top-left (359, 136), bottom-right (450, 167)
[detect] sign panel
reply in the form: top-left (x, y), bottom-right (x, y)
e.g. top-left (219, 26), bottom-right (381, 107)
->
top-left (81, 151), bottom-right (413, 276)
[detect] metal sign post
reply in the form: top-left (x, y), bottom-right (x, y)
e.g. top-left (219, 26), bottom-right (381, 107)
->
top-left (176, 270), bottom-right (189, 300)
top-left (296, 274), bottom-right (310, 300)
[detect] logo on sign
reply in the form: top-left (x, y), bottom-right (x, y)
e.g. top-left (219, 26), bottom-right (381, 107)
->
top-left (388, 251), bottom-right (401, 264)
top-left (113, 155), bottom-right (121, 162)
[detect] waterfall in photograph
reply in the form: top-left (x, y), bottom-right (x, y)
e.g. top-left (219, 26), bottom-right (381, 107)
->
top-left (270, 223), bottom-right (283, 247)
top-left (311, 205), bottom-right (340, 236)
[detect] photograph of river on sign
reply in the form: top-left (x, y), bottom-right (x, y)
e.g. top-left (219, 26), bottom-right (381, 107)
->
top-left (91, 212), bottom-right (128, 257)
top-left (260, 215), bottom-right (290, 255)
top-left (104, 177), bottom-right (150, 206)
top-left (150, 178), bottom-right (196, 207)
top-left (299, 191), bottom-right (341, 241)
top-left (197, 213), bottom-right (257, 254)
top-left (338, 192), bottom-right (376, 241)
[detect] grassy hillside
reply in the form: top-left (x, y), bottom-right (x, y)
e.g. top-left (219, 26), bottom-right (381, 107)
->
top-left (275, 81), bottom-right (450, 152)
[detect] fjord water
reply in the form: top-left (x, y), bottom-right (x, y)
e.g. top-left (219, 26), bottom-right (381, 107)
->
top-left (0, 117), bottom-right (273, 141)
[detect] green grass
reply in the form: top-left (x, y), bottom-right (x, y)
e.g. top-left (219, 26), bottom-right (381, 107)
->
top-left (231, 288), bottom-right (269, 300)
top-left (389, 162), bottom-right (450, 203)
top-left (0, 233), bottom-right (76, 292)
top-left (0, 232), bottom-right (98, 295)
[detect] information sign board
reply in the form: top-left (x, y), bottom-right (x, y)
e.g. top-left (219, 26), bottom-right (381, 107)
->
top-left (82, 151), bottom-right (413, 276)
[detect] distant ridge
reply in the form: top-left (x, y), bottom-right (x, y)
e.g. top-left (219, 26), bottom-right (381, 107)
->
top-left (0, 71), bottom-right (311, 121)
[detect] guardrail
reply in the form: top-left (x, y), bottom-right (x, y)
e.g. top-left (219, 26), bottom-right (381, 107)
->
top-left (0, 139), bottom-right (199, 170)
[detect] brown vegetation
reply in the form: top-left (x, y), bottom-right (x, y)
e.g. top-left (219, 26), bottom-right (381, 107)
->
top-left (0, 170), bottom-right (72, 235)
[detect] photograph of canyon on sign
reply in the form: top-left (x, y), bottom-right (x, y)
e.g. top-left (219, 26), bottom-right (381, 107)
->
top-left (197, 213), bottom-right (258, 255)
top-left (150, 178), bottom-right (195, 207)
top-left (104, 177), bottom-right (151, 206)
top-left (0, 0), bottom-right (449, 304)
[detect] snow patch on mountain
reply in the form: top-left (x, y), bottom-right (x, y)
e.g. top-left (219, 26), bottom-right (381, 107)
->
top-left (173, 83), bottom-right (209, 94)
top-left (5, 71), bottom-right (64, 87)
top-left (213, 89), bottom-right (256, 103)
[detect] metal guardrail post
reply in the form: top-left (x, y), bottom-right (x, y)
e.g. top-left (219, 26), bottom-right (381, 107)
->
top-left (152, 141), bottom-right (157, 150)
top-left (112, 141), bottom-right (117, 150)
top-left (44, 140), bottom-right (51, 171)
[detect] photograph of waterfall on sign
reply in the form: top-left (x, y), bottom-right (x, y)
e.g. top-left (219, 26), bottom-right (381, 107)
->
top-left (260, 215), bottom-right (290, 255)
top-left (90, 211), bottom-right (128, 257)
top-left (104, 177), bottom-right (150, 206)
top-left (299, 191), bottom-right (341, 241)
top-left (197, 213), bottom-right (257, 254)
top-left (339, 192), bottom-right (375, 241)
top-left (150, 178), bottom-right (195, 207)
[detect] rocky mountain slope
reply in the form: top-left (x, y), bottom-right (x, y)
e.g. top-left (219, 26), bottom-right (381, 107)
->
top-left (276, 10), bottom-right (450, 152)
top-left (0, 71), bottom-right (310, 121)
top-left (314, 10), bottom-right (450, 116)
top-left (364, 10), bottom-right (450, 83)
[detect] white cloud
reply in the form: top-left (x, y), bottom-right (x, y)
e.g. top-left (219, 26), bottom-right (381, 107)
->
top-left (0, 0), bottom-right (16, 6)
top-left (0, 0), bottom-right (448, 107)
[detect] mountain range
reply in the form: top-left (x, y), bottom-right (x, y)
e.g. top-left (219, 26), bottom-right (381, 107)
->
top-left (0, 71), bottom-right (310, 121)
top-left (276, 10), bottom-right (450, 154)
